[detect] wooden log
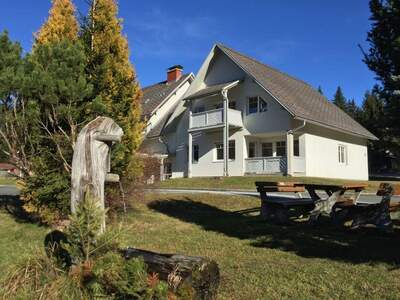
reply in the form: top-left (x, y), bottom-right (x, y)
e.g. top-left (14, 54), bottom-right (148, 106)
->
top-left (123, 248), bottom-right (220, 300)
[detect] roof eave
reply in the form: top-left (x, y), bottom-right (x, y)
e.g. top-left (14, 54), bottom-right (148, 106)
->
top-left (294, 117), bottom-right (379, 141)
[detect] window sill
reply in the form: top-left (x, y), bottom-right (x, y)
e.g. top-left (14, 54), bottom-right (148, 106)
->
top-left (213, 159), bottom-right (235, 163)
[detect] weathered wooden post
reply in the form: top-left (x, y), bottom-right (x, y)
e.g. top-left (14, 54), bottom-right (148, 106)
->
top-left (71, 116), bottom-right (123, 232)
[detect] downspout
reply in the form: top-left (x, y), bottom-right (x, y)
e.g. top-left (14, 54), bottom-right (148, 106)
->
top-left (286, 120), bottom-right (306, 176)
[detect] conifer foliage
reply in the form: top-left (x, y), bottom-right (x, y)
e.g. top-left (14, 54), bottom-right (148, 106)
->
top-left (82, 0), bottom-right (144, 179)
top-left (35, 0), bottom-right (79, 45)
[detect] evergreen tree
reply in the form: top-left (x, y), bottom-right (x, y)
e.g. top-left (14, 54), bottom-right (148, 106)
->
top-left (35, 0), bottom-right (78, 45)
top-left (363, 0), bottom-right (400, 160)
top-left (317, 86), bottom-right (324, 95)
top-left (346, 98), bottom-right (362, 121)
top-left (21, 40), bottom-right (93, 222)
top-left (332, 86), bottom-right (348, 111)
top-left (0, 31), bottom-right (41, 176)
top-left (82, 0), bottom-right (144, 179)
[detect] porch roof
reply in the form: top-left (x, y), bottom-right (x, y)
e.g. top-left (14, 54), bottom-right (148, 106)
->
top-left (184, 80), bottom-right (240, 101)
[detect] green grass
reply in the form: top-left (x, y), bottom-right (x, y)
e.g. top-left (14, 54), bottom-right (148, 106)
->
top-left (2, 193), bottom-right (400, 299)
top-left (158, 175), bottom-right (397, 193)
top-left (0, 176), bottom-right (16, 185)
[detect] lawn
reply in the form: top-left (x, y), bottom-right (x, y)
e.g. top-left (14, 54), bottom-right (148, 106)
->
top-left (158, 175), bottom-right (397, 193)
top-left (2, 192), bottom-right (400, 299)
top-left (0, 176), bottom-right (16, 186)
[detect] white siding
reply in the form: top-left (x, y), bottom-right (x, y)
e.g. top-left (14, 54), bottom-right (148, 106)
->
top-left (303, 126), bottom-right (369, 180)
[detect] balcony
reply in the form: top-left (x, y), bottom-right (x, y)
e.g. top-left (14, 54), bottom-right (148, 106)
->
top-left (245, 157), bottom-right (287, 174)
top-left (189, 108), bottom-right (243, 131)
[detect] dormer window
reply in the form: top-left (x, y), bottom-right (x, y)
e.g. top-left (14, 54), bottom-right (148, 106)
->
top-left (248, 96), bottom-right (268, 114)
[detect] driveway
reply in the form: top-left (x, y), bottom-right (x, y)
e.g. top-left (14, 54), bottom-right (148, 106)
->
top-left (0, 185), bottom-right (19, 197)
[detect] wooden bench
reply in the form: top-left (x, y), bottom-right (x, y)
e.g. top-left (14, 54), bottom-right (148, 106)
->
top-left (332, 183), bottom-right (400, 230)
top-left (255, 182), bottom-right (314, 224)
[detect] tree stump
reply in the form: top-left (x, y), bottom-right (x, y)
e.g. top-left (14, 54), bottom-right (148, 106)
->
top-left (123, 248), bottom-right (220, 300)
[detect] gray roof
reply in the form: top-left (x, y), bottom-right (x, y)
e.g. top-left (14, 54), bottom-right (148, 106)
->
top-left (141, 74), bottom-right (192, 118)
top-left (142, 74), bottom-right (192, 138)
top-left (216, 44), bottom-right (377, 140)
top-left (185, 80), bottom-right (240, 100)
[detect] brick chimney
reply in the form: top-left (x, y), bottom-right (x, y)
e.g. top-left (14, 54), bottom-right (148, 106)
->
top-left (167, 65), bottom-right (183, 82)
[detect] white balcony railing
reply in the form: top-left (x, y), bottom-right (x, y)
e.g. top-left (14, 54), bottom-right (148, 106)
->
top-left (293, 157), bottom-right (306, 173)
top-left (245, 157), bottom-right (287, 174)
top-left (190, 108), bottom-right (243, 130)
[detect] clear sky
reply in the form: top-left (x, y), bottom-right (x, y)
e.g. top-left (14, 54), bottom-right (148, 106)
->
top-left (0, 0), bottom-right (377, 104)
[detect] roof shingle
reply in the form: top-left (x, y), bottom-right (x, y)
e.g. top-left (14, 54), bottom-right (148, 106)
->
top-left (216, 44), bottom-right (377, 140)
top-left (141, 74), bottom-right (191, 117)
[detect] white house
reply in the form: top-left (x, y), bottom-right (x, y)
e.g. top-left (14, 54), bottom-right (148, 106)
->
top-left (143, 44), bottom-right (377, 181)
top-left (140, 65), bottom-right (194, 179)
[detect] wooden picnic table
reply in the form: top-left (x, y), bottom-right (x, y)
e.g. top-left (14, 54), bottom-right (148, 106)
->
top-left (255, 181), bottom-right (367, 224)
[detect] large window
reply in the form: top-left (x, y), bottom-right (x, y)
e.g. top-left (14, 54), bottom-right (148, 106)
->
top-left (262, 142), bottom-right (273, 157)
top-left (338, 144), bottom-right (347, 164)
top-left (276, 141), bottom-right (286, 156)
top-left (294, 140), bottom-right (299, 157)
top-left (248, 96), bottom-right (268, 114)
top-left (193, 144), bottom-right (199, 163)
top-left (229, 140), bottom-right (235, 160)
top-left (215, 141), bottom-right (235, 160)
top-left (248, 142), bottom-right (256, 158)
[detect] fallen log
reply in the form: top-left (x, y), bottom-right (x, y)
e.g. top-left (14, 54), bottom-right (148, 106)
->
top-left (123, 248), bottom-right (220, 300)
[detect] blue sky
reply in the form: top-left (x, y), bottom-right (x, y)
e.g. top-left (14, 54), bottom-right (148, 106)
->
top-left (0, 0), bottom-right (376, 104)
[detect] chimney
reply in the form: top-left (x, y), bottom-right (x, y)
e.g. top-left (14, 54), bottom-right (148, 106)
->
top-left (167, 65), bottom-right (183, 82)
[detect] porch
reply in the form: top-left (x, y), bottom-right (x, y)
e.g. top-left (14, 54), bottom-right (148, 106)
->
top-left (244, 137), bottom-right (306, 175)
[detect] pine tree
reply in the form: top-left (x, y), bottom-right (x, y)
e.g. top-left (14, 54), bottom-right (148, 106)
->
top-left (317, 86), bottom-right (324, 95)
top-left (363, 0), bottom-right (400, 163)
top-left (332, 86), bottom-right (348, 111)
top-left (35, 0), bottom-right (78, 45)
top-left (346, 99), bottom-right (361, 121)
top-left (82, 0), bottom-right (143, 179)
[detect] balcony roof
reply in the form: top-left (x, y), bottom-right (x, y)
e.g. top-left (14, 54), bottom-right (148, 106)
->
top-left (184, 80), bottom-right (240, 101)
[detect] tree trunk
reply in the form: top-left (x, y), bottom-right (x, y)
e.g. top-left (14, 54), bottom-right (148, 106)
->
top-left (123, 248), bottom-right (220, 300)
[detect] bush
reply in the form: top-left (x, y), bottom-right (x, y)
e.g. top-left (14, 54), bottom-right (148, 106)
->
top-left (1, 191), bottom-right (169, 299)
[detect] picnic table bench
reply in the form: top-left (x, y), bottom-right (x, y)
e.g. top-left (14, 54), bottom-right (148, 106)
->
top-left (333, 182), bottom-right (400, 231)
top-left (255, 181), bottom-right (367, 224)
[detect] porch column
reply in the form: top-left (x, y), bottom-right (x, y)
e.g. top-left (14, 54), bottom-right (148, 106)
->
top-left (286, 132), bottom-right (294, 176)
top-left (188, 132), bottom-right (192, 178)
top-left (222, 89), bottom-right (229, 176)
top-left (160, 157), bottom-right (165, 181)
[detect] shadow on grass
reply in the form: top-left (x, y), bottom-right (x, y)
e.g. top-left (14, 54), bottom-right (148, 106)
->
top-left (148, 197), bottom-right (400, 265)
top-left (0, 195), bottom-right (38, 223)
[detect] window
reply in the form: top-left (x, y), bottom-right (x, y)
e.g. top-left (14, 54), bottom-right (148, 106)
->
top-left (229, 140), bottom-right (235, 160)
top-left (229, 101), bottom-right (236, 110)
top-left (193, 106), bottom-right (205, 113)
top-left (193, 144), bottom-right (199, 163)
top-left (216, 143), bottom-right (223, 160)
top-left (294, 140), bottom-right (300, 157)
top-left (248, 96), bottom-right (268, 114)
top-left (215, 141), bottom-right (235, 160)
top-left (248, 142), bottom-right (256, 158)
top-left (262, 142), bottom-right (273, 157)
top-left (214, 103), bottom-right (223, 109)
top-left (338, 145), bottom-right (347, 164)
top-left (248, 97), bottom-right (258, 114)
top-left (276, 141), bottom-right (286, 156)
top-left (259, 98), bottom-right (268, 112)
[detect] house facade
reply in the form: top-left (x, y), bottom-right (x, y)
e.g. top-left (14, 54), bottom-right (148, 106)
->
top-left (142, 44), bottom-right (377, 181)
top-left (140, 65), bottom-right (194, 180)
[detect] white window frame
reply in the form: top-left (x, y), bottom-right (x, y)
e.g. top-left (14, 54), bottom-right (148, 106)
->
top-left (247, 96), bottom-right (268, 114)
top-left (214, 141), bottom-right (235, 161)
top-left (338, 144), bottom-right (347, 164)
